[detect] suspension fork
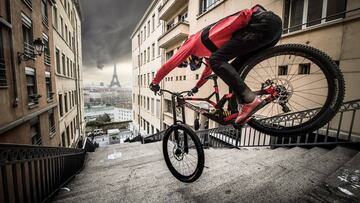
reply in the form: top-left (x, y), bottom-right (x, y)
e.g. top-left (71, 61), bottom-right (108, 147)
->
top-left (181, 104), bottom-right (189, 153)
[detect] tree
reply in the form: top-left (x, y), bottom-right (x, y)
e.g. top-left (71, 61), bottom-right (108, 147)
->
top-left (96, 113), bottom-right (111, 123)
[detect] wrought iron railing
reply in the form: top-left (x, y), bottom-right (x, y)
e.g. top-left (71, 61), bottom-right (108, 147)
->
top-left (0, 144), bottom-right (86, 203)
top-left (143, 99), bottom-right (360, 148)
top-left (44, 53), bottom-right (51, 66)
top-left (23, 0), bottom-right (32, 7)
top-left (42, 15), bottom-right (49, 27)
top-left (24, 42), bottom-right (35, 59)
top-left (0, 58), bottom-right (6, 87)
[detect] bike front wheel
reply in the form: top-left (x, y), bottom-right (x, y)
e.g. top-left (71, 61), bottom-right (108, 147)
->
top-left (240, 44), bottom-right (345, 136)
top-left (162, 123), bottom-right (204, 183)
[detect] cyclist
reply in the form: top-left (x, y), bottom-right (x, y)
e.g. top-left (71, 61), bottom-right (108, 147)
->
top-left (149, 5), bottom-right (283, 124)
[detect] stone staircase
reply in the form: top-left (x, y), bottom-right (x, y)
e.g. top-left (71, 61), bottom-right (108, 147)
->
top-left (52, 142), bottom-right (360, 202)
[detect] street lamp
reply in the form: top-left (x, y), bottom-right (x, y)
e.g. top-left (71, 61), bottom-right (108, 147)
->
top-left (18, 38), bottom-right (45, 64)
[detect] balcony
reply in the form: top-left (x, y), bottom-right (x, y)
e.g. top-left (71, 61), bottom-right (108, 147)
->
top-left (23, 42), bottom-right (35, 59)
top-left (159, 0), bottom-right (188, 21)
top-left (42, 15), bottom-right (49, 28)
top-left (158, 21), bottom-right (189, 49)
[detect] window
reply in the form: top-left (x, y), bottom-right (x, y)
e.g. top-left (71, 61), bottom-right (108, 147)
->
top-left (45, 71), bottom-right (52, 100)
top-left (298, 63), bottom-right (311, 74)
top-left (53, 6), bottom-right (58, 29)
top-left (62, 54), bottom-right (66, 75)
top-left (166, 50), bottom-right (174, 60)
top-left (61, 132), bottom-right (66, 147)
top-left (66, 126), bottom-right (70, 147)
top-left (283, 0), bottom-right (347, 33)
top-left (55, 49), bottom-right (60, 73)
top-left (138, 95), bottom-right (140, 105)
top-left (41, 0), bottom-right (48, 26)
top-left (147, 73), bottom-right (150, 85)
top-left (151, 125), bottom-right (154, 134)
top-left (152, 43), bottom-right (155, 60)
top-left (152, 14), bottom-right (155, 32)
top-left (147, 21), bottom-right (150, 36)
top-left (152, 72), bottom-right (155, 80)
top-left (278, 65), bottom-right (288, 76)
top-left (147, 97), bottom-right (150, 111)
top-left (140, 53), bottom-right (143, 66)
top-left (65, 25), bottom-right (68, 41)
top-left (48, 109), bottom-right (56, 135)
top-left (165, 99), bottom-right (172, 113)
top-left (60, 16), bottom-right (64, 36)
top-left (166, 19), bottom-right (174, 31)
top-left (64, 93), bottom-right (68, 113)
top-left (59, 94), bottom-right (64, 116)
top-left (144, 26), bottom-right (146, 39)
top-left (200, 0), bottom-right (221, 14)
top-left (43, 33), bottom-right (50, 65)
top-left (30, 117), bottom-right (41, 145)
top-left (144, 50), bottom-right (147, 64)
top-left (178, 11), bottom-right (188, 22)
top-left (0, 26), bottom-right (6, 87)
top-left (140, 31), bottom-right (143, 43)
top-left (147, 47), bottom-right (150, 62)
top-left (184, 75), bottom-right (186, 80)
top-left (22, 13), bottom-right (34, 58)
top-left (158, 45), bottom-right (161, 56)
top-left (66, 57), bottom-right (69, 76)
top-left (151, 98), bottom-right (155, 115)
top-left (25, 67), bottom-right (38, 105)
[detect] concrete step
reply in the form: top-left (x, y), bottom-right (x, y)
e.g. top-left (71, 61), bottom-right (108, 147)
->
top-left (193, 146), bottom-right (357, 203)
top-left (53, 147), bottom-right (285, 202)
top-left (54, 147), bottom-right (306, 202)
top-left (300, 151), bottom-right (360, 203)
top-left (120, 147), bottom-right (322, 203)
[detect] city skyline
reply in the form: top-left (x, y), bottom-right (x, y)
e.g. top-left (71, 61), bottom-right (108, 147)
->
top-left (81, 0), bottom-right (151, 86)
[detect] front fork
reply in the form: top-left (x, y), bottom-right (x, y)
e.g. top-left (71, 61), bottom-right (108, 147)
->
top-left (172, 96), bottom-right (189, 154)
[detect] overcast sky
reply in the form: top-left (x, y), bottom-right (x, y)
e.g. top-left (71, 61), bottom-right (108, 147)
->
top-left (81, 0), bottom-right (152, 87)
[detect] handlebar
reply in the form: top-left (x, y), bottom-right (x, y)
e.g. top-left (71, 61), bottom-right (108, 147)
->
top-left (157, 89), bottom-right (192, 97)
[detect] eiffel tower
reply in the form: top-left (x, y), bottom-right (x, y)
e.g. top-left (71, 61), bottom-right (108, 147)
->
top-left (109, 64), bottom-right (121, 88)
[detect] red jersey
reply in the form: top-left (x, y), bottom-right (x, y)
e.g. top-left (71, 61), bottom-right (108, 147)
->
top-left (152, 7), bottom-right (257, 88)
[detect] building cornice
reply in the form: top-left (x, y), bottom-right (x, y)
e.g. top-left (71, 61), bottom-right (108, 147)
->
top-left (130, 0), bottom-right (159, 39)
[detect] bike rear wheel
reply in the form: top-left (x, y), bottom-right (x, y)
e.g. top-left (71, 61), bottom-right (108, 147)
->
top-left (240, 44), bottom-right (345, 136)
top-left (162, 124), bottom-right (204, 183)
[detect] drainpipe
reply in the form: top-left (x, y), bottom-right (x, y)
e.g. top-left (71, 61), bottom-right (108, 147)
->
top-left (5, 0), bottom-right (18, 107)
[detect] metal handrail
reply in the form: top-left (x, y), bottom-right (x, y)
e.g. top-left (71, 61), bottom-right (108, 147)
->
top-left (143, 99), bottom-right (360, 148)
top-left (0, 144), bottom-right (86, 202)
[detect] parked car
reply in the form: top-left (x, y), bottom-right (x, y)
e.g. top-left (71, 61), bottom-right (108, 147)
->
top-left (93, 129), bottom-right (104, 136)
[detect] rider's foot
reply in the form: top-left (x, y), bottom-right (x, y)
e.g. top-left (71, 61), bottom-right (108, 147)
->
top-left (235, 96), bottom-right (266, 125)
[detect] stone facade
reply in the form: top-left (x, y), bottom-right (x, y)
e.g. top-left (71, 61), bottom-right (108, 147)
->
top-left (0, 0), bottom-right (60, 146)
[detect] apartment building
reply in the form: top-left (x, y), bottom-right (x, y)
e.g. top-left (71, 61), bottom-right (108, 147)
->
top-left (0, 0), bottom-right (60, 145)
top-left (155, 0), bottom-right (360, 131)
top-left (52, 0), bottom-right (84, 147)
top-left (131, 0), bottom-right (164, 137)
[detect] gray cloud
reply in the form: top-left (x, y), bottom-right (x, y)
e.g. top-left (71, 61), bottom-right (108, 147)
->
top-left (81, 0), bottom-right (151, 68)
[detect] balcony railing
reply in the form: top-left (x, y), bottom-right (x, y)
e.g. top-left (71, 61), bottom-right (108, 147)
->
top-left (49, 124), bottom-right (56, 134)
top-left (0, 58), bottom-right (6, 86)
top-left (42, 15), bottom-right (49, 27)
top-left (44, 53), bottom-right (51, 66)
top-left (23, 0), bottom-right (32, 7)
top-left (158, 21), bottom-right (189, 49)
top-left (24, 42), bottom-right (35, 59)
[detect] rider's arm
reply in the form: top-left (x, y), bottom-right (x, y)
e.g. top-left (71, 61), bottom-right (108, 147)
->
top-left (195, 64), bottom-right (212, 89)
top-left (152, 39), bottom-right (193, 85)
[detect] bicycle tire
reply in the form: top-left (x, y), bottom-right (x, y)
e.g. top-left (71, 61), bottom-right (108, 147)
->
top-left (240, 44), bottom-right (345, 136)
top-left (162, 123), bottom-right (205, 183)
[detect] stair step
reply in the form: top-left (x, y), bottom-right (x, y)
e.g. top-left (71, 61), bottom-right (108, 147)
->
top-left (53, 147), bottom-right (284, 202)
top-left (193, 146), bottom-right (357, 203)
top-left (301, 151), bottom-right (360, 202)
top-left (54, 147), bottom-right (307, 202)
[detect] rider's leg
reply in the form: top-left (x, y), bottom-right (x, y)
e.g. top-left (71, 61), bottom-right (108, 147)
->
top-left (209, 11), bottom-right (282, 104)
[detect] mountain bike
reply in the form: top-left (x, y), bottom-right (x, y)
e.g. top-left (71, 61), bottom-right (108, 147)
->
top-left (158, 44), bottom-right (345, 182)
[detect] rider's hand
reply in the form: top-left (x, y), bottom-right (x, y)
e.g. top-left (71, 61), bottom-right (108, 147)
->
top-left (149, 83), bottom-right (160, 94)
top-left (188, 87), bottom-right (198, 96)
